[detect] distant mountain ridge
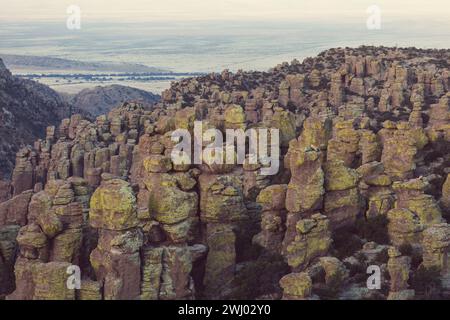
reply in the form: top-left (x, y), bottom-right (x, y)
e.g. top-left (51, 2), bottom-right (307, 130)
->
top-left (0, 54), bottom-right (167, 73)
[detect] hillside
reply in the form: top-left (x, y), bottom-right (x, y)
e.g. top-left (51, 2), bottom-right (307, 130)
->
top-left (0, 58), bottom-right (71, 180)
top-left (65, 84), bottom-right (160, 117)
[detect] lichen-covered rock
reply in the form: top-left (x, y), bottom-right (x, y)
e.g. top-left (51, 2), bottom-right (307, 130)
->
top-left (50, 228), bottom-right (82, 264)
top-left (158, 246), bottom-right (195, 300)
top-left (140, 247), bottom-right (164, 300)
top-left (253, 185), bottom-right (287, 254)
top-left (422, 224), bottom-right (450, 274)
top-left (387, 208), bottom-right (424, 246)
top-left (90, 248), bottom-right (141, 300)
top-left (199, 174), bottom-right (247, 223)
top-left (16, 223), bottom-right (48, 251)
top-left (441, 174), bottom-right (450, 214)
top-left (324, 187), bottom-right (361, 229)
top-left (387, 289), bottom-right (415, 300)
top-left (393, 178), bottom-right (443, 227)
top-left (279, 272), bottom-right (312, 300)
top-left (0, 180), bottom-right (11, 202)
top-left (203, 223), bottom-right (236, 299)
top-left (327, 120), bottom-right (360, 167)
top-left (224, 104), bottom-right (246, 130)
top-left (286, 148), bottom-right (324, 213)
top-left (78, 280), bottom-right (102, 300)
top-left (0, 225), bottom-right (20, 295)
top-left (7, 257), bottom-right (39, 300)
top-left (0, 190), bottom-right (33, 227)
top-left (283, 214), bottom-right (332, 271)
top-left (323, 160), bottom-right (361, 228)
top-left (3, 47), bottom-right (450, 300)
top-left (146, 173), bottom-right (198, 225)
top-left (387, 247), bottom-right (412, 294)
top-left (143, 155), bottom-right (172, 173)
top-left (380, 125), bottom-right (420, 180)
top-left (89, 179), bottom-right (138, 231)
top-left (36, 210), bottom-right (63, 238)
top-left (269, 109), bottom-right (297, 147)
top-left (319, 256), bottom-right (349, 286)
top-left (11, 150), bottom-right (34, 196)
top-left (324, 160), bottom-right (360, 192)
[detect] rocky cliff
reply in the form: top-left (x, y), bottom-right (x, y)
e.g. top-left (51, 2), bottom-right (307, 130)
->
top-left (0, 46), bottom-right (449, 300)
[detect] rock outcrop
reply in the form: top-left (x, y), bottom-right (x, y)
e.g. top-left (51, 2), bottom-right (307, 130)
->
top-left (1, 46), bottom-right (450, 300)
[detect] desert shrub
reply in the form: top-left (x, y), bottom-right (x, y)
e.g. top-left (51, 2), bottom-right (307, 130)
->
top-left (410, 266), bottom-right (442, 299)
top-left (314, 273), bottom-right (343, 300)
top-left (354, 252), bottom-right (368, 267)
top-left (355, 215), bottom-right (390, 244)
top-left (332, 227), bottom-right (363, 259)
top-left (375, 248), bottom-right (389, 264)
top-left (231, 251), bottom-right (290, 299)
top-left (398, 243), bottom-right (423, 270)
top-left (399, 243), bottom-right (413, 256)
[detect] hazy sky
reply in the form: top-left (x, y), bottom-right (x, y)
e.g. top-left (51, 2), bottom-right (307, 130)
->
top-left (0, 0), bottom-right (449, 22)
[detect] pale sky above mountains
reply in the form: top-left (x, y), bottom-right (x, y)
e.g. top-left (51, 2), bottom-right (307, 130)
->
top-left (0, 0), bottom-right (449, 22)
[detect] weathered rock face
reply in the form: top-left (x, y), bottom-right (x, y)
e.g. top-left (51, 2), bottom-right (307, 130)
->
top-left (319, 256), bottom-right (349, 287)
top-left (279, 272), bottom-right (312, 300)
top-left (0, 225), bottom-right (20, 296)
top-left (392, 178), bottom-right (443, 227)
top-left (323, 160), bottom-right (361, 229)
top-left (441, 174), bottom-right (450, 215)
top-left (89, 179), bottom-right (142, 300)
top-left (0, 181), bottom-right (11, 202)
top-left (387, 208), bottom-right (424, 247)
top-left (422, 224), bottom-right (450, 276)
top-left (253, 185), bottom-right (287, 255)
top-left (387, 247), bottom-right (413, 300)
top-left (1, 46), bottom-right (450, 300)
top-left (90, 179), bottom-right (138, 231)
top-left (6, 178), bottom-right (87, 300)
top-left (357, 161), bottom-right (394, 218)
top-left (0, 190), bottom-right (33, 227)
top-left (282, 213), bottom-right (332, 271)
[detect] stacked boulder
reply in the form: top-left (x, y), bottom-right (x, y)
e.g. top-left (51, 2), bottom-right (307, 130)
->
top-left (387, 247), bottom-right (414, 300)
top-left (89, 178), bottom-right (141, 300)
top-left (8, 180), bottom-right (84, 299)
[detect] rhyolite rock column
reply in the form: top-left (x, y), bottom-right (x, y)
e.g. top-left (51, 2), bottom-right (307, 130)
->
top-left (89, 178), bottom-right (142, 300)
top-left (8, 179), bottom-right (84, 300)
top-left (387, 247), bottom-right (414, 300)
top-left (253, 184), bottom-right (287, 255)
top-left (422, 224), bottom-right (450, 293)
top-left (279, 272), bottom-right (312, 300)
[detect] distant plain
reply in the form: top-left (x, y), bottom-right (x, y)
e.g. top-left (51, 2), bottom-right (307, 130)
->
top-left (1, 19), bottom-right (450, 94)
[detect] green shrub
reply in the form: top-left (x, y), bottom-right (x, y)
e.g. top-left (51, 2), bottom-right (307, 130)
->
top-left (332, 227), bottom-right (363, 259)
top-left (355, 215), bottom-right (390, 244)
top-left (375, 248), bottom-right (389, 264)
top-left (231, 251), bottom-right (290, 299)
top-left (398, 243), bottom-right (423, 270)
top-left (399, 243), bottom-right (413, 256)
top-left (410, 266), bottom-right (442, 299)
top-left (314, 273), bottom-right (343, 300)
